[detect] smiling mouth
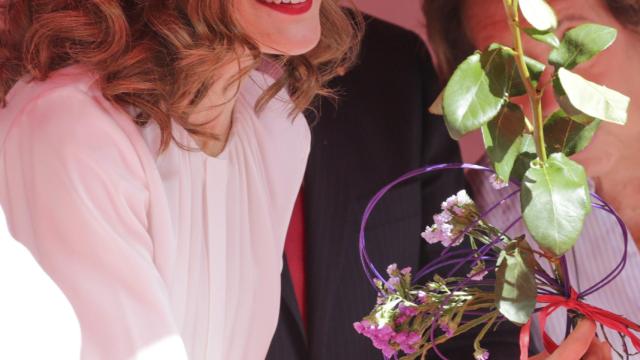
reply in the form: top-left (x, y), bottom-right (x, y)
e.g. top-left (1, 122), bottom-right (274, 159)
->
top-left (256, 0), bottom-right (313, 15)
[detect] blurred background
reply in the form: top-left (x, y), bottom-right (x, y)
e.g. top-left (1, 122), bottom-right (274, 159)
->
top-left (351, 0), bottom-right (426, 40)
top-left (349, 0), bottom-right (484, 164)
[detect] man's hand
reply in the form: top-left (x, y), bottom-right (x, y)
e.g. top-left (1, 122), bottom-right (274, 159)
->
top-left (530, 319), bottom-right (611, 360)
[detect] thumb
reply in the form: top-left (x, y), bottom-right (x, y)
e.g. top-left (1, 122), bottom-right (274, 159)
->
top-left (548, 319), bottom-right (597, 360)
top-left (582, 338), bottom-right (612, 360)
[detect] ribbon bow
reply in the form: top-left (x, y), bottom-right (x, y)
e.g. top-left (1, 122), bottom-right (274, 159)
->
top-left (519, 288), bottom-right (640, 360)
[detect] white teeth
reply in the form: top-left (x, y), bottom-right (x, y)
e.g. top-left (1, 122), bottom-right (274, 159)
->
top-left (281, 0), bottom-right (291, 3)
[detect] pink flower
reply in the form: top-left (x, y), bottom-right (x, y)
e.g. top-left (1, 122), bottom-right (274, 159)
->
top-left (394, 331), bottom-right (421, 354)
top-left (441, 190), bottom-right (473, 210)
top-left (384, 263), bottom-right (406, 293)
top-left (416, 291), bottom-right (427, 304)
top-left (354, 321), bottom-right (398, 357)
top-left (434, 211), bottom-right (453, 225)
top-left (395, 315), bottom-right (408, 325)
top-left (386, 264), bottom-right (398, 276)
top-left (421, 223), bottom-right (458, 246)
top-left (380, 344), bottom-right (396, 358)
top-left (421, 225), bottom-right (443, 244)
top-left (439, 318), bottom-right (457, 337)
top-left (421, 190), bottom-right (477, 247)
top-left (386, 276), bottom-right (401, 291)
top-left (468, 269), bottom-right (488, 280)
top-left (354, 317), bottom-right (422, 357)
top-left (474, 349), bottom-right (490, 360)
top-left (399, 303), bottom-right (418, 317)
top-left (489, 174), bottom-right (509, 190)
top-left (467, 261), bottom-right (488, 280)
top-left (401, 332), bottom-right (422, 354)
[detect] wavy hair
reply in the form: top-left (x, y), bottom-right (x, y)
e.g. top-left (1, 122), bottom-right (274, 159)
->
top-left (0, 0), bottom-right (362, 152)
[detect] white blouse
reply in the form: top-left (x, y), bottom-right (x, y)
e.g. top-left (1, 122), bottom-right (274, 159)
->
top-left (0, 66), bottom-right (310, 359)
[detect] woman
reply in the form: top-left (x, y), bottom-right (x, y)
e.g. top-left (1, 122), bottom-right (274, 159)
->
top-left (0, 1), bottom-right (360, 359)
top-left (424, 0), bottom-right (640, 357)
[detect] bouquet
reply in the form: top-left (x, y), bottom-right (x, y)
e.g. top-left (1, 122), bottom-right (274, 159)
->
top-left (355, 0), bottom-right (640, 359)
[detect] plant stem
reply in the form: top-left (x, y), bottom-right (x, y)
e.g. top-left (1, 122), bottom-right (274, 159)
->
top-left (473, 311), bottom-right (498, 352)
top-left (532, 95), bottom-right (547, 162)
top-left (419, 310), bottom-right (499, 358)
top-left (504, 0), bottom-right (548, 163)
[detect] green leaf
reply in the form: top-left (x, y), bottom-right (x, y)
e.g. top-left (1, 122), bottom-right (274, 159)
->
top-left (442, 50), bottom-right (510, 139)
top-left (495, 238), bottom-right (537, 325)
top-left (512, 56), bottom-right (546, 97)
top-left (544, 110), bottom-right (600, 156)
top-left (520, 153), bottom-right (592, 256)
top-left (552, 78), bottom-right (601, 125)
top-left (519, 0), bottom-right (558, 31)
top-left (429, 88), bottom-right (444, 116)
top-left (549, 24), bottom-right (617, 69)
top-left (374, 298), bottom-right (403, 326)
top-left (556, 68), bottom-right (629, 125)
top-left (488, 44), bottom-right (545, 96)
top-left (524, 28), bottom-right (560, 48)
top-left (510, 134), bottom-right (538, 182)
top-left (482, 104), bottom-right (526, 181)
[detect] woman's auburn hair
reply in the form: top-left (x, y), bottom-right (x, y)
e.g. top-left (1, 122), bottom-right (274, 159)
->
top-left (423, 0), bottom-right (640, 81)
top-left (0, 0), bottom-right (362, 153)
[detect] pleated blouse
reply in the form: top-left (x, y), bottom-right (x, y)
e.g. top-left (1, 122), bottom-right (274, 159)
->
top-left (0, 65), bottom-right (310, 359)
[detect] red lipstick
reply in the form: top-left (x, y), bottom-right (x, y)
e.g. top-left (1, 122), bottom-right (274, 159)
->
top-left (257, 0), bottom-right (313, 15)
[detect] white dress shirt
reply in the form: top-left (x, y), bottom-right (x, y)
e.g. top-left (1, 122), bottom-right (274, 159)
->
top-left (0, 66), bottom-right (309, 359)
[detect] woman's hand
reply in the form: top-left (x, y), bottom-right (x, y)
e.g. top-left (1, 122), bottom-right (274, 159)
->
top-left (531, 319), bottom-right (611, 360)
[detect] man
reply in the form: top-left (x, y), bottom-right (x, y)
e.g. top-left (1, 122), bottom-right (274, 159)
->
top-left (424, 0), bottom-right (639, 358)
top-left (267, 13), bottom-right (521, 360)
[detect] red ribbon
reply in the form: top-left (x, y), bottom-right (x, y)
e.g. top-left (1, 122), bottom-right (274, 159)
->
top-left (519, 289), bottom-right (640, 360)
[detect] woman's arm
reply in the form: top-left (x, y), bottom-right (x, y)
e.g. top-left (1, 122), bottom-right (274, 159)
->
top-left (1, 86), bottom-right (188, 360)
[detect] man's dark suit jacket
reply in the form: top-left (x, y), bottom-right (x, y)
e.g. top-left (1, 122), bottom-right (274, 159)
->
top-left (266, 15), bottom-right (520, 360)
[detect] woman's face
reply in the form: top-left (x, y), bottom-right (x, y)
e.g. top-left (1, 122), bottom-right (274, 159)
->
top-left (234, 0), bottom-right (322, 55)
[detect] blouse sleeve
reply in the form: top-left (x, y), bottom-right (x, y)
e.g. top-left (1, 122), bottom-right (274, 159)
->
top-left (0, 86), bottom-right (188, 360)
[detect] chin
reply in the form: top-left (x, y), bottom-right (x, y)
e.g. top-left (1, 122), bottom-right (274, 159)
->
top-left (260, 27), bottom-right (322, 56)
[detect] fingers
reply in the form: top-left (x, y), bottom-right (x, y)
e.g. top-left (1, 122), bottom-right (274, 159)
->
top-left (582, 338), bottom-right (612, 360)
top-left (601, 341), bottom-right (612, 360)
top-left (529, 352), bottom-right (550, 360)
top-left (528, 320), bottom-right (613, 360)
top-left (547, 319), bottom-right (597, 360)
top-left (600, 341), bottom-right (612, 360)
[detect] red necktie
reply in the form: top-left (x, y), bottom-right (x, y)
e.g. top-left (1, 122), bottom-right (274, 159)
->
top-left (284, 189), bottom-right (307, 328)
